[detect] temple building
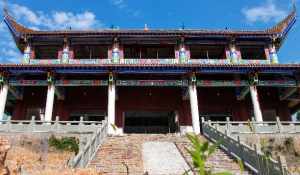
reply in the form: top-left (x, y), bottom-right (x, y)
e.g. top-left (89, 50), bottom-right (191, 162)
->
top-left (0, 7), bottom-right (298, 135)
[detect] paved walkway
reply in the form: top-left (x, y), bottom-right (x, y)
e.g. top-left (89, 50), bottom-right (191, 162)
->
top-left (142, 142), bottom-right (190, 175)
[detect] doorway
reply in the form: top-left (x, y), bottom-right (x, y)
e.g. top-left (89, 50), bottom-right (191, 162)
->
top-left (124, 111), bottom-right (177, 134)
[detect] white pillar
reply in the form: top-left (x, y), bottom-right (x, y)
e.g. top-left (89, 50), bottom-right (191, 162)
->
top-left (250, 86), bottom-right (263, 122)
top-left (189, 84), bottom-right (201, 134)
top-left (45, 84), bottom-right (55, 122)
top-left (107, 81), bottom-right (116, 135)
top-left (0, 84), bottom-right (8, 120)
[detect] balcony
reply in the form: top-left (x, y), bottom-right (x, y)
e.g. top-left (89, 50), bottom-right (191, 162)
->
top-left (26, 58), bottom-right (273, 65)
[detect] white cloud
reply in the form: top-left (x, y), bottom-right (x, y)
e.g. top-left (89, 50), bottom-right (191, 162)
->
top-left (242, 0), bottom-right (288, 23)
top-left (110, 0), bottom-right (140, 17)
top-left (9, 4), bottom-right (103, 30)
top-left (0, 3), bottom-right (104, 63)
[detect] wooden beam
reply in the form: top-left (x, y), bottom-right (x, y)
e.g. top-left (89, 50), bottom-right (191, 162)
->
top-left (8, 86), bottom-right (23, 100)
top-left (280, 87), bottom-right (298, 101)
top-left (237, 87), bottom-right (250, 100)
top-left (55, 87), bottom-right (65, 100)
top-left (7, 79), bottom-right (298, 88)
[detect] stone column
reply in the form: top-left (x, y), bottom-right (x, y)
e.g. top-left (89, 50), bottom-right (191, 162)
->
top-left (45, 84), bottom-right (55, 122)
top-left (0, 84), bottom-right (8, 120)
top-left (249, 86), bottom-right (263, 122)
top-left (107, 74), bottom-right (117, 135)
top-left (189, 78), bottom-right (200, 134)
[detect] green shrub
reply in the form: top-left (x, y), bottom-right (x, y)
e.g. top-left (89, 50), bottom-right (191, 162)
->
top-left (184, 133), bottom-right (233, 175)
top-left (48, 135), bottom-right (79, 154)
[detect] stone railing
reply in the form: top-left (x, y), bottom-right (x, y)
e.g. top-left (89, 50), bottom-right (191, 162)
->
top-left (206, 117), bottom-right (300, 134)
top-left (0, 116), bottom-right (103, 133)
top-left (202, 119), bottom-right (290, 175)
top-left (68, 119), bottom-right (108, 168)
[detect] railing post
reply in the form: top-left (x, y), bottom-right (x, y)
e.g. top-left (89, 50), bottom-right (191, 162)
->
top-left (278, 155), bottom-right (288, 175)
top-left (30, 116), bottom-right (36, 132)
top-left (276, 117), bottom-right (282, 133)
top-left (237, 136), bottom-right (243, 160)
top-left (226, 117), bottom-right (231, 135)
top-left (79, 116), bottom-right (84, 132)
top-left (251, 117), bottom-right (256, 133)
top-left (254, 144), bottom-right (262, 174)
top-left (55, 116), bottom-right (59, 132)
top-left (208, 120), bottom-right (211, 126)
top-left (6, 116), bottom-right (11, 132)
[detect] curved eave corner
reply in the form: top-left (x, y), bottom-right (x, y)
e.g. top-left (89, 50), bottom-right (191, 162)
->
top-left (3, 8), bottom-right (35, 39)
top-left (266, 5), bottom-right (297, 40)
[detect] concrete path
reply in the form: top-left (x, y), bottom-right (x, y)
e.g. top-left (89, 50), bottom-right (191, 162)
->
top-left (142, 141), bottom-right (190, 175)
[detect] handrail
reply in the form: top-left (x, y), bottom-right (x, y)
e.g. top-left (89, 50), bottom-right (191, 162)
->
top-left (202, 119), bottom-right (290, 175)
top-left (68, 119), bottom-right (108, 168)
top-left (0, 116), bottom-right (103, 133)
top-left (206, 117), bottom-right (300, 134)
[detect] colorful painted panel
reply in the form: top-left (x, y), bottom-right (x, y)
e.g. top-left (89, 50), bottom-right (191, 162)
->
top-left (121, 59), bottom-right (177, 64)
top-left (55, 80), bottom-right (108, 86)
top-left (197, 80), bottom-right (248, 87)
top-left (116, 80), bottom-right (188, 87)
top-left (258, 80), bottom-right (296, 87)
top-left (188, 59), bottom-right (231, 64)
top-left (9, 80), bottom-right (48, 86)
top-left (239, 60), bottom-right (271, 64)
top-left (29, 59), bottom-right (61, 64)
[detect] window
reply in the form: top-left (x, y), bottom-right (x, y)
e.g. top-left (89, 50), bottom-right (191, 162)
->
top-left (190, 45), bottom-right (226, 59)
top-left (73, 45), bottom-right (108, 59)
top-left (35, 46), bottom-right (60, 59)
top-left (124, 45), bottom-right (174, 59)
top-left (240, 46), bottom-right (266, 60)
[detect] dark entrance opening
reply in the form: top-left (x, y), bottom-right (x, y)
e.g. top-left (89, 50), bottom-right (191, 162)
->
top-left (124, 111), bottom-right (177, 133)
top-left (70, 111), bottom-right (106, 122)
top-left (201, 113), bottom-right (232, 121)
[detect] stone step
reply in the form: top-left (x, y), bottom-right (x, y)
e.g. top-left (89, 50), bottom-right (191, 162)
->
top-left (89, 134), bottom-right (253, 175)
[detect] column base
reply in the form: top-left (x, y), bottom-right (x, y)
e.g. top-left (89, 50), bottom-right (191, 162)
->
top-left (108, 126), bottom-right (124, 136)
top-left (180, 126), bottom-right (194, 135)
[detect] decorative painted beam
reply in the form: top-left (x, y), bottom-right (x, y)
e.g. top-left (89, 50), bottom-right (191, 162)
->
top-left (116, 80), bottom-right (188, 87)
top-left (237, 87), bottom-right (250, 100)
top-left (8, 86), bottom-right (23, 100)
top-left (55, 80), bottom-right (108, 86)
top-left (9, 80), bottom-right (48, 86)
top-left (7, 79), bottom-right (298, 88)
top-left (197, 80), bottom-right (248, 87)
top-left (280, 87), bottom-right (298, 101)
top-left (9, 80), bottom-right (108, 87)
top-left (258, 80), bottom-right (297, 87)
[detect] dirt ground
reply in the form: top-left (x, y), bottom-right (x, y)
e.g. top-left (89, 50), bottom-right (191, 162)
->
top-left (0, 134), bottom-right (102, 175)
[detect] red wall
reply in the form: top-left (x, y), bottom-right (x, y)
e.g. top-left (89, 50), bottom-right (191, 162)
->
top-left (115, 87), bottom-right (192, 127)
top-left (12, 86), bottom-right (291, 122)
top-left (12, 87), bottom-right (107, 121)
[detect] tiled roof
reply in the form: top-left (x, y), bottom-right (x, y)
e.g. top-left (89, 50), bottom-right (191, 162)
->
top-left (3, 7), bottom-right (296, 39)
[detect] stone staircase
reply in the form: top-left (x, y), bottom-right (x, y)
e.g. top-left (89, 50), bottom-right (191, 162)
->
top-left (89, 134), bottom-right (252, 175)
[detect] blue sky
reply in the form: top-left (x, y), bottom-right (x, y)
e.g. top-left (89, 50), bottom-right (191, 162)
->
top-left (0, 0), bottom-right (299, 63)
